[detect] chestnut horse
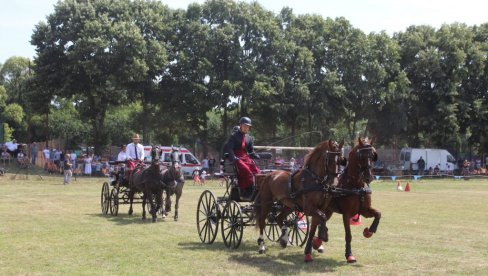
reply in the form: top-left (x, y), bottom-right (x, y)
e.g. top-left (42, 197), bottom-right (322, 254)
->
top-left (323, 137), bottom-right (382, 263)
top-left (253, 140), bottom-right (344, 259)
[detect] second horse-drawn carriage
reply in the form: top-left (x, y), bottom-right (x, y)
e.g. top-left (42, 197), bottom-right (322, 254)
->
top-left (100, 146), bottom-right (185, 222)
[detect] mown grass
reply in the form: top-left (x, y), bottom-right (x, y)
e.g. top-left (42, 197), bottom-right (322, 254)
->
top-left (1, 167), bottom-right (488, 275)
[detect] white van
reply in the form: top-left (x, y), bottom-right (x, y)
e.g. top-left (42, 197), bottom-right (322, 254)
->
top-left (399, 148), bottom-right (457, 174)
top-left (143, 146), bottom-right (201, 178)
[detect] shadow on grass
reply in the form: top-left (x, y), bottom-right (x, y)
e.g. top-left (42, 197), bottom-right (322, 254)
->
top-left (178, 241), bottom-right (357, 273)
top-left (89, 213), bottom-right (172, 225)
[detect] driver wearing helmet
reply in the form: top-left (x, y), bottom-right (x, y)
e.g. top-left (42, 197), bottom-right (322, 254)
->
top-left (223, 116), bottom-right (261, 199)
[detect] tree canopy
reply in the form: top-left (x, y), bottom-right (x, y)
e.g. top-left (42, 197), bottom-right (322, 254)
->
top-left (1, 0), bottom-right (485, 158)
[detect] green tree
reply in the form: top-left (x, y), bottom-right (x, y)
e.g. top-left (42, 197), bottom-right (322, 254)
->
top-left (31, 0), bottom-right (170, 154)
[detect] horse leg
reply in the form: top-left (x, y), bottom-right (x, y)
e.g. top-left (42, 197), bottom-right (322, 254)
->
top-left (254, 192), bottom-right (270, 254)
top-left (128, 190), bottom-right (135, 216)
top-left (361, 206), bottom-right (381, 238)
top-left (141, 192), bottom-right (146, 220)
top-left (149, 192), bottom-right (157, 223)
top-left (276, 202), bottom-right (295, 248)
top-left (165, 189), bottom-right (172, 215)
top-left (343, 213), bottom-right (356, 263)
top-left (303, 216), bottom-right (319, 262)
top-left (173, 192), bottom-right (180, 221)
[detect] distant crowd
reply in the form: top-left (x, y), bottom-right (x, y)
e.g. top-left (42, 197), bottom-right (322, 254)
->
top-left (1, 140), bottom-right (110, 178)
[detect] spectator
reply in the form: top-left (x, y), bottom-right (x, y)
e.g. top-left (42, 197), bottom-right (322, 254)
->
top-left (5, 139), bottom-right (19, 158)
top-left (200, 170), bottom-right (207, 185)
top-left (1, 148), bottom-right (10, 164)
top-left (417, 156), bottom-right (426, 176)
top-left (30, 142), bottom-right (38, 165)
top-left (63, 154), bottom-right (73, 185)
top-left (192, 170), bottom-right (200, 185)
top-left (290, 157), bottom-right (297, 172)
top-left (83, 154), bottom-right (92, 176)
top-left (202, 156), bottom-right (209, 172)
top-left (117, 145), bottom-right (128, 161)
top-left (42, 146), bottom-right (50, 169)
top-left (69, 150), bottom-right (77, 170)
top-left (208, 156), bottom-right (216, 174)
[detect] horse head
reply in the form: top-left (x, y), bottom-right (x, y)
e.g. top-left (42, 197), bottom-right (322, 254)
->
top-left (304, 139), bottom-right (344, 186)
top-left (347, 137), bottom-right (377, 186)
top-left (151, 146), bottom-right (160, 164)
top-left (162, 147), bottom-right (183, 188)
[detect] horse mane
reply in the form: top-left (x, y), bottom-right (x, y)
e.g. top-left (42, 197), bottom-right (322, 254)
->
top-left (304, 140), bottom-right (332, 166)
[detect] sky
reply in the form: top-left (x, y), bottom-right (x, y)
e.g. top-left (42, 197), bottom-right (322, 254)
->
top-left (1, 0), bottom-right (488, 63)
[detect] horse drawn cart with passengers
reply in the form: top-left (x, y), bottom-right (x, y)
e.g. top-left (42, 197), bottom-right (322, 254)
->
top-left (196, 152), bottom-right (310, 249)
top-left (101, 147), bottom-right (185, 222)
top-left (100, 160), bottom-right (138, 216)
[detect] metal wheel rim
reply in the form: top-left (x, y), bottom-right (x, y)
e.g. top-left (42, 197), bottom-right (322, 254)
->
top-left (287, 212), bottom-right (309, 247)
top-left (221, 201), bottom-right (243, 249)
top-left (264, 212), bottom-right (281, 242)
top-left (196, 190), bottom-right (219, 244)
top-left (109, 188), bottom-right (119, 216)
top-left (101, 182), bottom-right (109, 214)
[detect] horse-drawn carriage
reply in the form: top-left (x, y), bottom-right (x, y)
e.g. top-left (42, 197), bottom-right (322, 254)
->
top-left (196, 152), bottom-right (310, 249)
top-left (101, 147), bottom-right (185, 222)
top-left (100, 160), bottom-right (136, 216)
top-left (198, 138), bottom-right (382, 263)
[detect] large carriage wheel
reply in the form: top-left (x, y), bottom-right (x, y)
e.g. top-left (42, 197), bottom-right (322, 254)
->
top-left (264, 211), bottom-right (281, 242)
top-left (196, 190), bottom-right (220, 244)
top-left (221, 200), bottom-right (244, 249)
top-left (101, 182), bottom-right (109, 215)
top-left (287, 212), bottom-right (309, 247)
top-left (109, 188), bottom-right (119, 216)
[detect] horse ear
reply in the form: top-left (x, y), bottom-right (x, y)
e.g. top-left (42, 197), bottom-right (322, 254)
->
top-left (357, 137), bottom-right (362, 146)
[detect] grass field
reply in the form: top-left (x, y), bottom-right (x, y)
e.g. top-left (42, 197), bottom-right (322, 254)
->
top-left (1, 167), bottom-right (488, 275)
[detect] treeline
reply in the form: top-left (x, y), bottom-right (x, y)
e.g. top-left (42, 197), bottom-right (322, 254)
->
top-left (1, 0), bottom-right (487, 157)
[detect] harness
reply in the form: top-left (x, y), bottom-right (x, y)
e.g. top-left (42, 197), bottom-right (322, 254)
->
top-left (288, 166), bottom-right (333, 199)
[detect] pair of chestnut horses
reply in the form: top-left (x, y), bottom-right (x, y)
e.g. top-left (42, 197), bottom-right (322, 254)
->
top-left (254, 137), bottom-right (381, 263)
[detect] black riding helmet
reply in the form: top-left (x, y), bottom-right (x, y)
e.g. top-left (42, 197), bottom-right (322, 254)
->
top-left (239, 116), bottom-right (252, 126)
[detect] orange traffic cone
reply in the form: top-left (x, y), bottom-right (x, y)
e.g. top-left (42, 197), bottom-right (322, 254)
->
top-left (350, 214), bottom-right (362, 226)
top-left (405, 182), bottom-right (411, 192)
top-left (396, 180), bottom-right (403, 191)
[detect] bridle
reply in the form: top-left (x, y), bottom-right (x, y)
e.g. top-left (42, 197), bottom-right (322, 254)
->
top-left (355, 144), bottom-right (377, 184)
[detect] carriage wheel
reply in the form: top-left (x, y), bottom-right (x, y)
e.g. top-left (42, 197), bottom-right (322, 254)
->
top-left (101, 182), bottom-right (109, 215)
top-left (196, 190), bottom-right (220, 244)
top-left (109, 188), bottom-right (119, 216)
top-left (264, 211), bottom-right (281, 242)
top-left (221, 200), bottom-right (243, 249)
top-left (287, 212), bottom-right (309, 247)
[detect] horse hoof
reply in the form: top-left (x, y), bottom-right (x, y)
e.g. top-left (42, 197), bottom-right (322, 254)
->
top-left (317, 245), bottom-right (324, 253)
top-left (128, 210), bottom-right (133, 215)
top-left (174, 217), bottom-right (178, 221)
top-left (312, 237), bottom-right (322, 250)
top-left (363, 227), bottom-right (373, 238)
top-left (346, 255), bottom-right (357, 263)
top-left (152, 217), bottom-right (157, 223)
top-left (304, 254), bottom-right (313, 263)
top-left (258, 249), bottom-right (265, 254)
top-left (279, 239), bottom-right (288, 248)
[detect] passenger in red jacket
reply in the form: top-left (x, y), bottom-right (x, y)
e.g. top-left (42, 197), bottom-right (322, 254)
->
top-left (223, 117), bottom-right (260, 199)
